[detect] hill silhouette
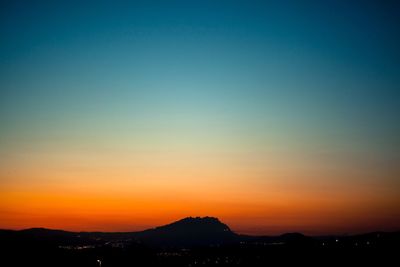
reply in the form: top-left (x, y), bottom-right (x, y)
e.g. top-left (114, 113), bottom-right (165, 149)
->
top-left (0, 217), bottom-right (239, 247)
top-left (134, 216), bottom-right (238, 246)
top-left (1, 217), bottom-right (399, 266)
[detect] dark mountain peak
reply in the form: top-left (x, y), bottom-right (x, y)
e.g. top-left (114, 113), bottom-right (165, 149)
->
top-left (156, 216), bottom-right (231, 232)
top-left (179, 216), bottom-right (221, 223)
top-left (172, 216), bottom-right (220, 222)
top-left (137, 216), bottom-right (238, 246)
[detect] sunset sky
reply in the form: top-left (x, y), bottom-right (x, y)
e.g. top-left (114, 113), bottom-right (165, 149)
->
top-left (1, 1), bottom-right (399, 235)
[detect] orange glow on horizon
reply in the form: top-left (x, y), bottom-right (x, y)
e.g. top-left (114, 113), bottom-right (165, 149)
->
top-left (1, 146), bottom-right (399, 235)
top-left (1, 181), bottom-right (399, 235)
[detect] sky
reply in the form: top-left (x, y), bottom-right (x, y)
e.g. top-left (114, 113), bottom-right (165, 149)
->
top-left (0, 0), bottom-right (399, 235)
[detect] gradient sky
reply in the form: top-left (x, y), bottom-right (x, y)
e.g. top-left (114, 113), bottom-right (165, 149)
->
top-left (1, 0), bottom-right (399, 235)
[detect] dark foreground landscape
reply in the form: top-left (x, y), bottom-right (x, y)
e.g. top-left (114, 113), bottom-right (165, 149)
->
top-left (1, 217), bottom-right (398, 266)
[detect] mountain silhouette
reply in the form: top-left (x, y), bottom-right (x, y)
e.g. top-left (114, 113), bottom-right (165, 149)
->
top-left (1, 218), bottom-right (399, 267)
top-left (2, 217), bottom-right (399, 249)
top-left (134, 216), bottom-right (239, 246)
top-left (0, 217), bottom-right (239, 247)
